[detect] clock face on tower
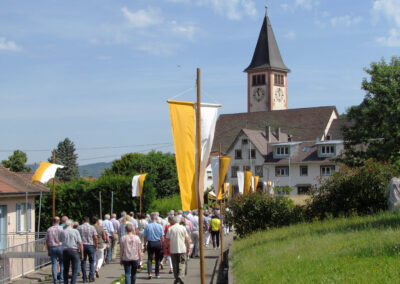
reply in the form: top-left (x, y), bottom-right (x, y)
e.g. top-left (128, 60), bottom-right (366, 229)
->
top-left (252, 87), bottom-right (265, 102)
top-left (273, 88), bottom-right (285, 103)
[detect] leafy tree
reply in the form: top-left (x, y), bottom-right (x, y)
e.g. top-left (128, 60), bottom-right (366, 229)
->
top-left (49, 138), bottom-right (79, 182)
top-left (1, 150), bottom-right (31, 172)
top-left (342, 57), bottom-right (400, 166)
top-left (103, 150), bottom-right (179, 197)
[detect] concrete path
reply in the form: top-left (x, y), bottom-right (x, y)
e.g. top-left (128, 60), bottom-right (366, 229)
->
top-left (11, 233), bottom-right (234, 284)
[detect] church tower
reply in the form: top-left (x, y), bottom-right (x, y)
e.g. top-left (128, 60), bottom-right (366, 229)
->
top-left (244, 6), bottom-right (290, 112)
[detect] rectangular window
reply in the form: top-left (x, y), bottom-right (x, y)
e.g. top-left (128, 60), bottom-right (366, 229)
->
top-left (249, 149), bottom-right (256, 159)
top-left (255, 165), bottom-right (263, 177)
top-left (321, 145), bottom-right (335, 154)
top-left (297, 186), bottom-right (311, 194)
top-left (252, 74), bottom-right (266, 86)
top-left (274, 74), bottom-right (284, 86)
top-left (242, 139), bottom-right (248, 145)
top-left (16, 203), bottom-right (32, 233)
top-left (276, 146), bottom-right (289, 156)
top-left (320, 165), bottom-right (335, 176)
top-left (275, 166), bottom-right (289, 177)
top-left (231, 166), bottom-right (239, 178)
top-left (235, 149), bottom-right (242, 160)
top-left (300, 166), bottom-right (308, 176)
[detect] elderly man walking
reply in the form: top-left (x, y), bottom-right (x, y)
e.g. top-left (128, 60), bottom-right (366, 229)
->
top-left (111, 213), bottom-right (120, 259)
top-left (60, 219), bottom-right (83, 284)
top-left (77, 216), bottom-right (98, 282)
top-left (46, 216), bottom-right (64, 284)
top-left (103, 214), bottom-right (115, 264)
top-left (166, 216), bottom-right (191, 284)
top-left (143, 212), bottom-right (164, 279)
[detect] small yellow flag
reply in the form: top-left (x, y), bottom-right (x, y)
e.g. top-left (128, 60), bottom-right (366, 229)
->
top-left (244, 171), bottom-right (252, 194)
top-left (217, 156), bottom-right (231, 200)
top-left (139, 174), bottom-right (147, 195)
top-left (254, 176), bottom-right (259, 192)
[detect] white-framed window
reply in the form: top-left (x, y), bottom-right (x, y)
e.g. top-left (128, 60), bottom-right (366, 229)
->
top-left (248, 149), bottom-right (256, 159)
top-left (16, 202), bottom-right (32, 233)
top-left (276, 146), bottom-right (289, 156)
top-left (231, 166), bottom-right (239, 178)
top-left (275, 166), bottom-right (289, 177)
top-left (300, 166), bottom-right (308, 176)
top-left (320, 165), bottom-right (335, 176)
top-left (321, 145), bottom-right (335, 154)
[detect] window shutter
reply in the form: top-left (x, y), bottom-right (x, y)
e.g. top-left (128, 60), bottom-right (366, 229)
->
top-left (16, 203), bottom-right (21, 233)
top-left (27, 203), bottom-right (32, 232)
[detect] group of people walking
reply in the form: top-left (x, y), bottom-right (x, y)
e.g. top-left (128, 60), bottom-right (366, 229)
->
top-left (45, 208), bottom-right (228, 284)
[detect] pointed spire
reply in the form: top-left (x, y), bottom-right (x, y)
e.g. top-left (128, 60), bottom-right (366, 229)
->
top-left (244, 7), bottom-right (290, 73)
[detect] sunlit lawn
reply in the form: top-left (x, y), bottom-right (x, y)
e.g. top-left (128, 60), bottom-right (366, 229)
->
top-left (232, 212), bottom-right (400, 283)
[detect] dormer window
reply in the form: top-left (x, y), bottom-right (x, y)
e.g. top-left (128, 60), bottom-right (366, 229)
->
top-left (276, 146), bottom-right (289, 156)
top-left (252, 74), bottom-right (266, 86)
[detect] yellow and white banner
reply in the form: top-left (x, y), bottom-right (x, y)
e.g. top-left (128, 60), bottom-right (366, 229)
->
top-left (244, 171), bottom-right (252, 194)
top-left (224, 182), bottom-right (233, 197)
top-left (210, 156), bottom-right (231, 200)
top-left (168, 100), bottom-right (220, 211)
top-left (31, 161), bottom-right (64, 184)
top-left (132, 173), bottom-right (147, 197)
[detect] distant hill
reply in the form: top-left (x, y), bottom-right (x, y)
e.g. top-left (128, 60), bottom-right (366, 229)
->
top-left (79, 162), bottom-right (113, 177)
top-left (28, 162), bottom-right (113, 178)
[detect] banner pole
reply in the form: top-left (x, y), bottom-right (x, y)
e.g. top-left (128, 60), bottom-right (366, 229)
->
top-left (140, 169), bottom-right (142, 215)
top-left (52, 150), bottom-right (55, 218)
top-left (219, 144), bottom-right (224, 263)
top-left (196, 68), bottom-right (206, 284)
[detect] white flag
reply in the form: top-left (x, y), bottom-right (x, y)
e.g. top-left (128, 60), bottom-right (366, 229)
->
top-left (195, 104), bottom-right (219, 206)
top-left (131, 175), bottom-right (140, 197)
top-left (210, 156), bottom-right (220, 195)
top-left (237, 171), bottom-right (244, 194)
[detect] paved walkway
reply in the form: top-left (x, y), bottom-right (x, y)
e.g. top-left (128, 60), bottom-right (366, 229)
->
top-left (12, 233), bottom-right (234, 284)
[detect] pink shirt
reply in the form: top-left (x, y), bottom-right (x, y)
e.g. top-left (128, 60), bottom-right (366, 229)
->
top-left (120, 234), bottom-right (141, 261)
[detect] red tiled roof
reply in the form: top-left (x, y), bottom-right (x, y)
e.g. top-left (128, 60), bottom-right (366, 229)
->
top-left (0, 166), bottom-right (49, 195)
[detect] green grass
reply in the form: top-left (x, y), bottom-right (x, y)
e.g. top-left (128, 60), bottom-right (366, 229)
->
top-left (148, 194), bottom-right (182, 215)
top-left (232, 212), bottom-right (400, 283)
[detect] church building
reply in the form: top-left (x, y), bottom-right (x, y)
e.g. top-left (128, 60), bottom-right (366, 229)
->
top-left (211, 7), bottom-right (347, 195)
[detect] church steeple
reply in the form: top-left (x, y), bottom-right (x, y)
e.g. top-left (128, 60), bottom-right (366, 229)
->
top-left (245, 6), bottom-right (290, 113)
top-left (245, 9), bottom-right (290, 72)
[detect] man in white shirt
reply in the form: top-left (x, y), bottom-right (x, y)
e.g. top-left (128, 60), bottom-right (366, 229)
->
top-left (166, 216), bottom-right (190, 284)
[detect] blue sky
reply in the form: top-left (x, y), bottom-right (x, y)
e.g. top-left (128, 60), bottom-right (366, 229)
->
top-left (0, 0), bottom-right (399, 165)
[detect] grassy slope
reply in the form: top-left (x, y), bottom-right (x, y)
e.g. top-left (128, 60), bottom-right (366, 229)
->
top-left (232, 212), bottom-right (400, 283)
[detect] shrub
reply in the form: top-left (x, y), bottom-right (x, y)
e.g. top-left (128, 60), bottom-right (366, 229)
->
top-left (228, 192), bottom-right (305, 237)
top-left (148, 194), bottom-right (182, 215)
top-left (306, 159), bottom-right (398, 220)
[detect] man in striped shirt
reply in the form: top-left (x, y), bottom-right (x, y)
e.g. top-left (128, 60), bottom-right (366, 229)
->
top-left (46, 217), bottom-right (64, 284)
top-left (77, 217), bottom-right (98, 282)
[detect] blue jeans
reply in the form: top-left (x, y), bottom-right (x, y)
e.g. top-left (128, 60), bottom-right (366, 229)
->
top-left (49, 246), bottom-right (63, 284)
top-left (63, 249), bottom-right (80, 284)
top-left (106, 236), bottom-right (112, 263)
top-left (147, 241), bottom-right (162, 276)
top-left (81, 245), bottom-right (95, 280)
top-left (123, 260), bottom-right (139, 284)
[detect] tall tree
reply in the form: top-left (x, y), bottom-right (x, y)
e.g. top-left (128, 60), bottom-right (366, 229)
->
top-left (1, 150), bottom-right (31, 172)
top-left (49, 138), bottom-right (79, 182)
top-left (103, 150), bottom-right (179, 197)
top-left (342, 57), bottom-right (400, 166)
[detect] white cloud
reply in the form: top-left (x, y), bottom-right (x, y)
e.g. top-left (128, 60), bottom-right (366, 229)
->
top-left (376, 28), bottom-right (400, 47)
top-left (330, 15), bottom-right (362, 27)
top-left (295, 0), bottom-right (316, 10)
top-left (284, 31), bottom-right (296, 40)
top-left (373, 0), bottom-right (400, 26)
top-left (170, 21), bottom-right (196, 40)
top-left (281, 3), bottom-right (290, 11)
top-left (121, 7), bottom-right (163, 28)
top-left (0, 37), bottom-right (21, 52)
top-left (197, 0), bottom-right (256, 20)
top-left (372, 0), bottom-right (400, 47)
